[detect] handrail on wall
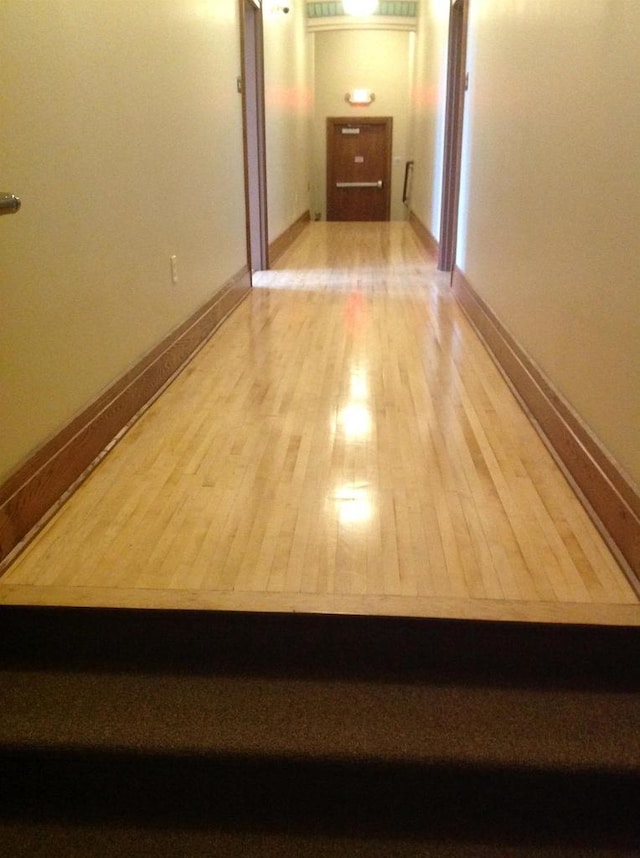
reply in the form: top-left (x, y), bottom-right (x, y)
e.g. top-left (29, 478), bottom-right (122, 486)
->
top-left (402, 161), bottom-right (414, 204)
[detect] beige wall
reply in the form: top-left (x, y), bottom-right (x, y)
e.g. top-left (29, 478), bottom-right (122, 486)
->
top-left (0, 0), bottom-right (311, 486)
top-left (408, 0), bottom-right (449, 238)
top-left (412, 0), bottom-right (640, 487)
top-left (0, 0), bottom-right (247, 483)
top-left (312, 28), bottom-right (413, 221)
top-left (263, 3), bottom-right (312, 239)
top-left (455, 0), bottom-right (640, 486)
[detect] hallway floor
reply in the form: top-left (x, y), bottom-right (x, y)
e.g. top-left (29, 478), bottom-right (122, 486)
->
top-left (1, 223), bottom-right (637, 624)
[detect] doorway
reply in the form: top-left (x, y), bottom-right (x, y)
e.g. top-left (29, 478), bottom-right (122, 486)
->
top-left (326, 117), bottom-right (393, 221)
top-left (240, 0), bottom-right (268, 273)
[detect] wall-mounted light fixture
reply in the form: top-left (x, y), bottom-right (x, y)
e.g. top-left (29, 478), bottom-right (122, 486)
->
top-left (343, 0), bottom-right (378, 15)
top-left (346, 88), bottom-right (375, 106)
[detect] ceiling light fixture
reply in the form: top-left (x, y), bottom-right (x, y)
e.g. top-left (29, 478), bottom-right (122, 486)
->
top-left (343, 0), bottom-right (378, 16)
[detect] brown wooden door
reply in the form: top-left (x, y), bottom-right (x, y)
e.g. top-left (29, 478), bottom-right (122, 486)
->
top-left (326, 117), bottom-right (392, 221)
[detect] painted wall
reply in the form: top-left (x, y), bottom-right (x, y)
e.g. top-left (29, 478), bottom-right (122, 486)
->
top-left (263, 3), bottom-right (312, 240)
top-left (408, 0), bottom-right (450, 238)
top-left (455, 0), bottom-right (640, 486)
top-left (312, 28), bottom-right (413, 221)
top-left (0, 0), bottom-right (249, 484)
top-left (411, 0), bottom-right (639, 487)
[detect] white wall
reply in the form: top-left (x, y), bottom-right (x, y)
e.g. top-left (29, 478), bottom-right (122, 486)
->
top-left (312, 28), bottom-right (413, 221)
top-left (263, 3), bottom-right (312, 240)
top-left (455, 0), bottom-right (640, 486)
top-left (0, 0), bottom-right (250, 484)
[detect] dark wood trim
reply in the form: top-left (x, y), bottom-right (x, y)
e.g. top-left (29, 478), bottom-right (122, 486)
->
top-left (268, 210), bottom-right (311, 266)
top-left (452, 265), bottom-right (640, 587)
top-left (240, 0), bottom-right (269, 272)
top-left (0, 269), bottom-right (251, 568)
top-left (438, 0), bottom-right (469, 272)
top-left (409, 210), bottom-right (439, 258)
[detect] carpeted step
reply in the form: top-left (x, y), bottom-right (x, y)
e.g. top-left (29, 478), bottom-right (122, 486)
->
top-left (1, 606), bottom-right (639, 856)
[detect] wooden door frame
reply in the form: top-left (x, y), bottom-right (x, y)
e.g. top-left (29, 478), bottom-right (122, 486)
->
top-left (240, 0), bottom-right (269, 274)
top-left (438, 0), bottom-right (469, 273)
top-left (326, 116), bottom-right (393, 222)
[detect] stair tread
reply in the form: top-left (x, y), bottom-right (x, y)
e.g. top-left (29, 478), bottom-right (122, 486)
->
top-left (1, 820), bottom-right (638, 858)
top-left (2, 668), bottom-right (639, 770)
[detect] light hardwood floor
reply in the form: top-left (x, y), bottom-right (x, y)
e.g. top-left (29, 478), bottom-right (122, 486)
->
top-left (1, 223), bottom-right (638, 624)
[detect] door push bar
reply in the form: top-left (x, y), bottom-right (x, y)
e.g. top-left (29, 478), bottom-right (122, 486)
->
top-left (0, 193), bottom-right (21, 216)
top-left (336, 180), bottom-right (383, 189)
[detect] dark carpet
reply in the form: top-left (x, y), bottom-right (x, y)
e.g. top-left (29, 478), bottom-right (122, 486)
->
top-left (1, 606), bottom-right (639, 855)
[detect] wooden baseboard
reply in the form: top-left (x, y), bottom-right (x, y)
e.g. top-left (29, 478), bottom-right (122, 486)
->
top-left (451, 266), bottom-right (640, 586)
top-left (269, 211), bottom-right (311, 266)
top-left (0, 268), bottom-right (251, 566)
top-left (408, 210), bottom-right (439, 258)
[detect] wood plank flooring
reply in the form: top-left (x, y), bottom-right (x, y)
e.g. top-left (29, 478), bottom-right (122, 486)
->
top-left (1, 222), bottom-right (637, 623)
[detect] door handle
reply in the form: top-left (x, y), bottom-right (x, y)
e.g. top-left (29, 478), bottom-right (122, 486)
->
top-left (336, 181), bottom-right (383, 189)
top-left (0, 193), bottom-right (21, 216)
